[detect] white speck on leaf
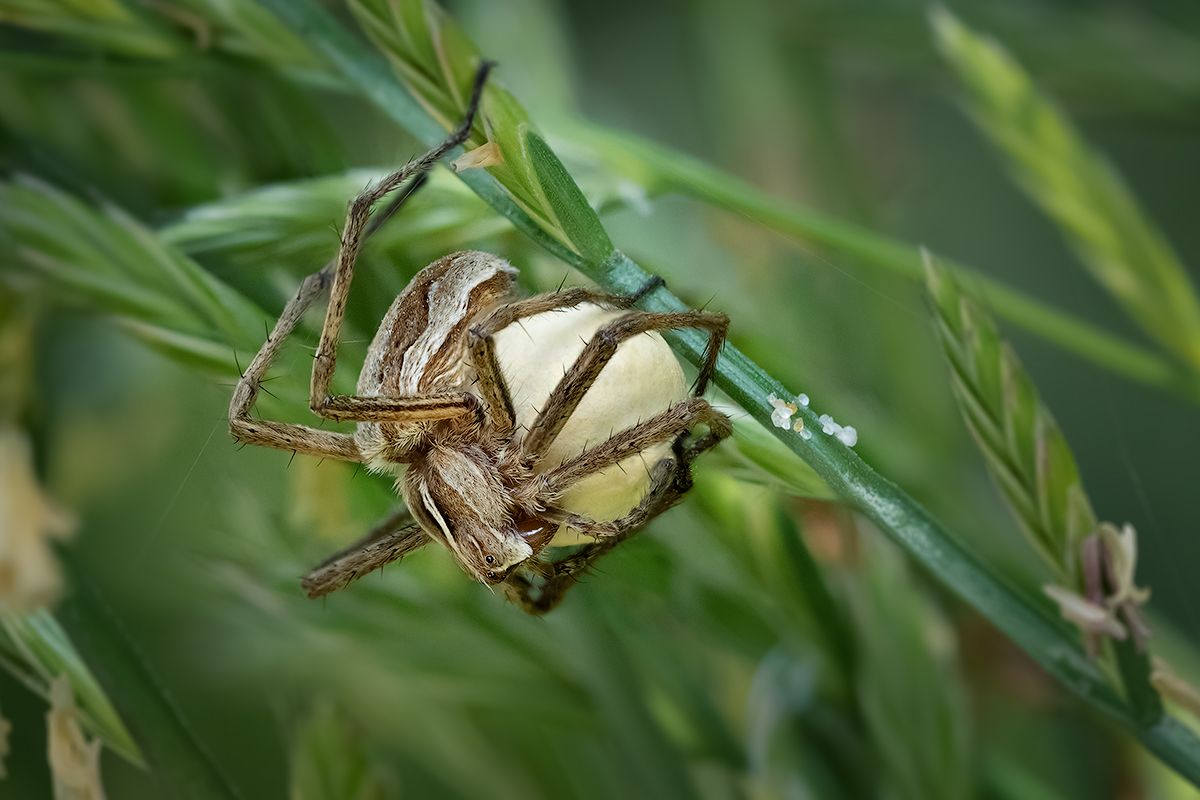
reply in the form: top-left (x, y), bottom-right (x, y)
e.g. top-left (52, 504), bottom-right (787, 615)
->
top-left (766, 394), bottom-right (797, 430)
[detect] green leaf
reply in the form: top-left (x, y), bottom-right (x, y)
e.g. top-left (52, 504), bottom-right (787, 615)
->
top-left (0, 610), bottom-right (143, 766)
top-left (773, 507), bottom-right (855, 680)
top-left (524, 129), bottom-right (614, 261)
top-left (933, 8), bottom-right (1200, 372)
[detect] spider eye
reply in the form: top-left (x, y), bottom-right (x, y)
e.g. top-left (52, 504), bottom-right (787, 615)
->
top-left (485, 570), bottom-right (496, 580)
top-left (485, 555), bottom-right (495, 565)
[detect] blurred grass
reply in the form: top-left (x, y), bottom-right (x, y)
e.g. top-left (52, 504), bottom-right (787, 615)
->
top-left (851, 539), bottom-right (970, 800)
top-left (289, 702), bottom-right (389, 800)
top-left (55, 552), bottom-right (239, 798)
top-left (0, 610), bottom-right (141, 766)
top-left (934, 9), bottom-right (1200, 373)
top-left (2, 0), bottom-right (1200, 797)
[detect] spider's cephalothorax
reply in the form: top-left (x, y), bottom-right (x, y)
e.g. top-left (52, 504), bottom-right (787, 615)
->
top-left (228, 63), bottom-right (732, 613)
top-left (357, 250), bottom-right (535, 584)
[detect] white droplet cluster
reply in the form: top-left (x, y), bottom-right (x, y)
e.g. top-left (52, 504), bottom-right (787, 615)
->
top-left (767, 392), bottom-right (857, 447)
top-left (816, 413), bottom-right (858, 447)
top-left (766, 394), bottom-right (797, 429)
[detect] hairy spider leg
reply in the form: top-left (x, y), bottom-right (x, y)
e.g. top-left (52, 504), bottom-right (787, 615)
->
top-left (467, 287), bottom-right (632, 432)
top-left (309, 61), bottom-right (494, 424)
top-left (301, 508), bottom-right (429, 598)
top-left (536, 396), bottom-right (731, 504)
top-left (503, 424), bottom-right (727, 614)
top-left (229, 267), bottom-right (364, 461)
top-left (227, 62), bottom-right (493, 456)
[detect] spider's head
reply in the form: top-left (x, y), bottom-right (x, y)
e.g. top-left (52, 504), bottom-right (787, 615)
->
top-left (403, 447), bottom-right (533, 585)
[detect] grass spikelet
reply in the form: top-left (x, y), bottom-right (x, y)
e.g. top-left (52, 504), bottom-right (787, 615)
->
top-left (923, 251), bottom-right (1095, 581)
top-left (933, 8), bottom-right (1200, 372)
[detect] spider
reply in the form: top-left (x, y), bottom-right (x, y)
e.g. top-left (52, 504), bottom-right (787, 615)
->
top-left (228, 63), bottom-right (731, 614)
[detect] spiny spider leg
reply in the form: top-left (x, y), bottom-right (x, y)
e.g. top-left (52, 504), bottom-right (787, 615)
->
top-left (301, 508), bottom-right (429, 598)
top-left (468, 287), bottom-right (630, 432)
top-left (521, 309), bottom-right (728, 459)
top-left (504, 436), bottom-right (720, 615)
top-left (226, 85), bottom-right (483, 456)
top-left (537, 396), bottom-right (731, 500)
top-left (309, 61), bottom-right (494, 424)
top-left (229, 267), bottom-right (363, 461)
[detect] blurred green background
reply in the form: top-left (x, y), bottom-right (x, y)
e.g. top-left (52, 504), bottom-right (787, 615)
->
top-left (1, 0), bottom-right (1199, 797)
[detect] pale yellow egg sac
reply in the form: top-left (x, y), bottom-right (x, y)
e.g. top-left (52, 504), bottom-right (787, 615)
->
top-left (492, 303), bottom-right (687, 545)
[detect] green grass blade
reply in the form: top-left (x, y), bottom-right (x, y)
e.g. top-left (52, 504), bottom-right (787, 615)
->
top-left (560, 122), bottom-right (1200, 405)
top-left (0, 610), bottom-right (143, 766)
top-left (161, 169), bottom-right (503, 267)
top-left (56, 551), bottom-right (240, 798)
top-left (258, 0), bottom-right (1200, 784)
top-left (773, 508), bottom-right (855, 679)
top-left (933, 9), bottom-right (1200, 371)
top-left (524, 129), bottom-right (613, 261)
top-left (0, 0), bottom-right (184, 58)
top-left (0, 177), bottom-right (271, 380)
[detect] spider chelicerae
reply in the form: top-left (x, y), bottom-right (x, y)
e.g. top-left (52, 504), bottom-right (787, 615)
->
top-left (228, 63), bottom-right (731, 614)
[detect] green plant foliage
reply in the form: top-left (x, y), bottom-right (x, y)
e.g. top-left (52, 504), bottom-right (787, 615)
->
top-left (161, 169), bottom-right (503, 269)
top-left (0, 176), bottom-right (268, 375)
top-left (924, 254), bottom-right (1094, 581)
top-left (289, 703), bottom-right (389, 800)
top-left (564, 122), bottom-right (1200, 404)
top-left (851, 541), bottom-right (971, 800)
top-left (0, 610), bottom-right (141, 766)
top-left (1, 0), bottom-right (1199, 796)
top-left (934, 8), bottom-right (1200, 373)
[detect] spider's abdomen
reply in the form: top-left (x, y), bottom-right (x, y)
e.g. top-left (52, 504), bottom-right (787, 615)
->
top-left (358, 251), bottom-right (516, 398)
top-left (354, 251), bottom-right (515, 467)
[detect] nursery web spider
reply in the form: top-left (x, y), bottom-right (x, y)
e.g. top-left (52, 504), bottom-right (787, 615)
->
top-left (229, 63), bottom-right (731, 614)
